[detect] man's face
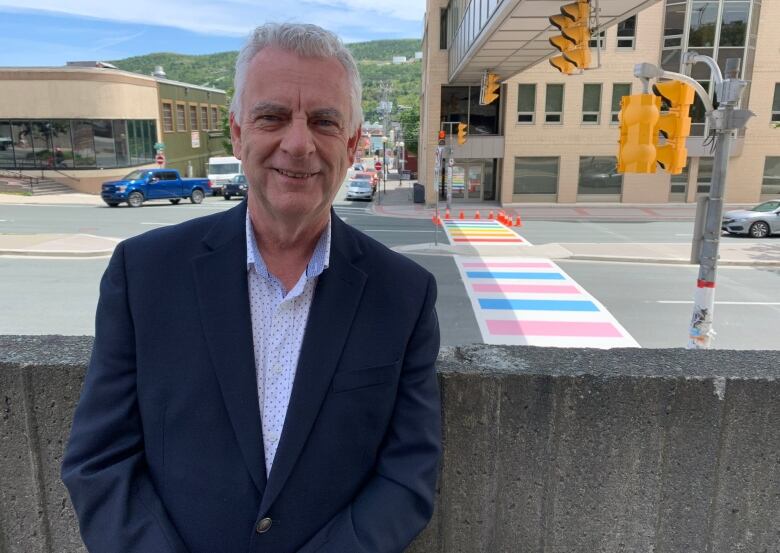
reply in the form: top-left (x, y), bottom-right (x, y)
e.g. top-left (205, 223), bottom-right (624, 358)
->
top-left (230, 47), bottom-right (360, 226)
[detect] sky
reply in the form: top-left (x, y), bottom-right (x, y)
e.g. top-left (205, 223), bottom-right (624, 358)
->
top-left (0, 1), bottom-right (425, 66)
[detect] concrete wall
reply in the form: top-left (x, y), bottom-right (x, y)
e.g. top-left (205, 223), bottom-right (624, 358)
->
top-left (1, 336), bottom-right (778, 552)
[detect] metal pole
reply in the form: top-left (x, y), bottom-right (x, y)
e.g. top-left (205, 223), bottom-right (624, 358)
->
top-left (383, 142), bottom-right (387, 196)
top-left (446, 130), bottom-right (453, 211)
top-left (687, 57), bottom-right (751, 349)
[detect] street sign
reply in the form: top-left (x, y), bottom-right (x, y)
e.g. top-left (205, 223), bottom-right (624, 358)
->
top-left (154, 142), bottom-right (165, 152)
top-left (374, 161), bottom-right (382, 171)
top-left (155, 153), bottom-right (166, 166)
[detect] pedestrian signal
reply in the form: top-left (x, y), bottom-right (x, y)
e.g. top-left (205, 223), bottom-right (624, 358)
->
top-left (617, 94), bottom-right (661, 174)
top-left (653, 81), bottom-right (695, 175)
top-left (549, 0), bottom-right (591, 74)
top-left (480, 72), bottom-right (501, 105)
top-left (457, 122), bottom-right (468, 145)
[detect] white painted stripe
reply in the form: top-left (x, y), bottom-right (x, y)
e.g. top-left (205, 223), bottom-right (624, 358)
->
top-left (657, 300), bottom-right (780, 305)
top-left (360, 229), bottom-right (429, 233)
top-left (455, 255), bottom-right (639, 349)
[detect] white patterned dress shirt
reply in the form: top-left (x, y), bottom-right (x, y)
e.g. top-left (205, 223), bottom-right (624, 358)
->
top-left (245, 211), bottom-right (331, 476)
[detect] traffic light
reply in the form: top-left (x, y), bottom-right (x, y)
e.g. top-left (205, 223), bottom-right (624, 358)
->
top-left (617, 94), bottom-right (661, 174)
top-left (549, 0), bottom-right (591, 74)
top-left (480, 72), bottom-right (500, 105)
top-left (438, 129), bottom-right (446, 146)
top-left (457, 122), bottom-right (468, 145)
top-left (653, 80), bottom-right (695, 175)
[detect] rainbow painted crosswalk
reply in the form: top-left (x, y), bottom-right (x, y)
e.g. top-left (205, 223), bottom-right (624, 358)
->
top-left (442, 219), bottom-right (529, 246)
top-left (454, 256), bottom-right (639, 348)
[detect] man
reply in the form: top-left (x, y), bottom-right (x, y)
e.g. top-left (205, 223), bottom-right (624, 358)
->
top-left (62, 23), bottom-right (441, 553)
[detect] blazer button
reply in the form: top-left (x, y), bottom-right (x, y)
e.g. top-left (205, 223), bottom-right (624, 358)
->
top-left (256, 517), bottom-right (272, 534)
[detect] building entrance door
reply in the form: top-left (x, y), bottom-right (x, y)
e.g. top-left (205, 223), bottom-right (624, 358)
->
top-left (451, 161), bottom-right (485, 201)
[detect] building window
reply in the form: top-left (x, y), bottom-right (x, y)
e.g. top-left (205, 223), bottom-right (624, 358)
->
top-left (513, 157), bottom-right (559, 195)
top-left (589, 30), bottom-right (606, 49)
top-left (761, 157), bottom-right (780, 196)
top-left (440, 7), bottom-right (448, 49)
top-left (578, 156), bottom-right (622, 195)
top-left (440, 86), bottom-right (499, 135)
top-left (611, 83), bottom-right (632, 124)
top-left (72, 120), bottom-right (97, 168)
top-left (211, 107), bottom-right (219, 131)
top-left (517, 84), bottom-right (536, 124)
top-left (189, 105), bottom-right (198, 132)
top-left (176, 104), bottom-right (187, 132)
top-left (772, 84), bottom-right (780, 123)
top-left (582, 83), bottom-right (602, 124)
top-left (162, 102), bottom-right (174, 133)
top-left (617, 15), bottom-right (636, 49)
top-left (697, 157), bottom-right (714, 194)
top-left (669, 159), bottom-right (691, 198)
top-left (201, 106), bottom-right (209, 130)
top-left (545, 84), bottom-right (564, 124)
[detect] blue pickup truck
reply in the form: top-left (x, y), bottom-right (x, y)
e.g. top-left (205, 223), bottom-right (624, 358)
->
top-left (101, 169), bottom-right (212, 208)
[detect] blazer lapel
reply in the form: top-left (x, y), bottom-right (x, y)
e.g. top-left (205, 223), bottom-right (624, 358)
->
top-left (260, 215), bottom-right (366, 513)
top-left (192, 201), bottom-right (267, 495)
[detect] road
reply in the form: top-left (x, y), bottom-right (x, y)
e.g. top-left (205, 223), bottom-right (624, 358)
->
top-left (1, 189), bottom-right (778, 349)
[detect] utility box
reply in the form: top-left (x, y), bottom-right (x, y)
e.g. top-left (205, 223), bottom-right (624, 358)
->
top-left (413, 183), bottom-right (425, 203)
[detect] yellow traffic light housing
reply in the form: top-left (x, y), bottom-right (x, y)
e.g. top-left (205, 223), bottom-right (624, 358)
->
top-left (617, 94), bottom-right (661, 174)
top-left (549, 0), bottom-right (591, 74)
top-left (457, 122), bottom-right (468, 145)
top-left (480, 72), bottom-right (501, 105)
top-left (653, 80), bottom-right (695, 175)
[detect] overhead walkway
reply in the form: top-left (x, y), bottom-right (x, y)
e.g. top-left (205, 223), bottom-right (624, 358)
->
top-left (448, 0), bottom-right (662, 83)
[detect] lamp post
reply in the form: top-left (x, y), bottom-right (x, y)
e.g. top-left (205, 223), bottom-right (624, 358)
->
top-left (398, 141), bottom-right (405, 183)
top-left (381, 136), bottom-right (387, 196)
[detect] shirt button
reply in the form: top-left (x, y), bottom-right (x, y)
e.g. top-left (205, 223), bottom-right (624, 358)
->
top-left (273, 365), bottom-right (283, 374)
top-left (256, 517), bottom-right (272, 534)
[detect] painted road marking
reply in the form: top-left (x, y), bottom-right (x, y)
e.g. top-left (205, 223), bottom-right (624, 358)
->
top-left (455, 256), bottom-right (639, 348)
top-left (657, 301), bottom-right (780, 305)
top-left (442, 219), bottom-right (528, 246)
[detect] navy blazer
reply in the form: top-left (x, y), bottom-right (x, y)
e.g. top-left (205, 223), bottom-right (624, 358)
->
top-left (62, 201), bottom-right (441, 553)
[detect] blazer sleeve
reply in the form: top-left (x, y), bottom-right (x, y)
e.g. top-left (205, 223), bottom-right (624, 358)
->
top-left (299, 272), bottom-right (442, 553)
top-left (61, 243), bottom-right (189, 553)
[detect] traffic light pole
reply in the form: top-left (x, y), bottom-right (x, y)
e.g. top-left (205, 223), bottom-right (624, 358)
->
top-left (634, 57), bottom-right (752, 348)
top-left (440, 121), bottom-right (460, 211)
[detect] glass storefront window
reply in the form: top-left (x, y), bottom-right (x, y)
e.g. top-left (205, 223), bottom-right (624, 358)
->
top-left (32, 121), bottom-right (54, 167)
top-left (113, 120), bottom-right (129, 167)
top-left (661, 48), bottom-right (682, 73)
top-left (664, 2), bottom-right (687, 37)
top-left (689, 1), bottom-right (719, 47)
top-left (93, 120), bottom-right (117, 168)
top-left (72, 121), bottom-right (96, 168)
top-left (761, 157), bottom-right (780, 196)
top-left (11, 121), bottom-right (35, 168)
top-left (0, 121), bottom-right (14, 167)
top-left (51, 120), bottom-right (74, 168)
top-left (440, 85), bottom-right (499, 135)
top-left (578, 156), bottom-right (622, 195)
top-left (514, 157), bottom-right (559, 195)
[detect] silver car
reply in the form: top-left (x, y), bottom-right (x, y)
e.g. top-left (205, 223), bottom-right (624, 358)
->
top-left (345, 179), bottom-right (374, 201)
top-left (721, 200), bottom-right (780, 238)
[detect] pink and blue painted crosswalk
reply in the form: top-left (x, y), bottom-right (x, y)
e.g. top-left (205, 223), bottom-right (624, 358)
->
top-left (454, 257), bottom-right (639, 348)
top-left (442, 219), bottom-right (529, 246)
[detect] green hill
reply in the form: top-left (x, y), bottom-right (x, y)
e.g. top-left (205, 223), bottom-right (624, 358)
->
top-left (110, 39), bottom-right (422, 123)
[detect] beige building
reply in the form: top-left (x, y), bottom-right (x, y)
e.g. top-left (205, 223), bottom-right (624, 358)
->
top-left (420, 0), bottom-right (780, 206)
top-left (0, 65), bottom-right (227, 194)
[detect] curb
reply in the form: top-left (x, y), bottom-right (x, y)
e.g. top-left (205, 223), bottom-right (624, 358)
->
top-left (0, 248), bottom-right (115, 258)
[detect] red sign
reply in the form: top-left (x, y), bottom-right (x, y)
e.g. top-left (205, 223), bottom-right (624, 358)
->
top-left (155, 153), bottom-right (166, 166)
top-left (374, 161), bottom-right (382, 171)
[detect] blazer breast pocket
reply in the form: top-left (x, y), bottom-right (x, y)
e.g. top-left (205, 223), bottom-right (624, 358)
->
top-left (331, 361), bottom-right (399, 393)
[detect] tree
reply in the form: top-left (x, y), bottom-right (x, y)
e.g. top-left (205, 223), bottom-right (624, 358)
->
top-left (398, 103), bottom-right (419, 155)
top-left (221, 87), bottom-right (234, 156)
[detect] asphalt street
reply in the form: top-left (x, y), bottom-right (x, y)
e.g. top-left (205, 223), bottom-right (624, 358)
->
top-left (1, 187), bottom-right (778, 348)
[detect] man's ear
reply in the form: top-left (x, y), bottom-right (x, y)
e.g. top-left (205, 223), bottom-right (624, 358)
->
top-left (229, 112), bottom-right (242, 160)
top-left (346, 124), bottom-right (362, 165)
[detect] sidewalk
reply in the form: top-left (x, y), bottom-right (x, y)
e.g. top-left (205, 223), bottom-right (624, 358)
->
top-left (1, 186), bottom-right (778, 265)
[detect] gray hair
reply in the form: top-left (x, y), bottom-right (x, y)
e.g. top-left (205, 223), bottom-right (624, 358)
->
top-left (230, 23), bottom-right (363, 133)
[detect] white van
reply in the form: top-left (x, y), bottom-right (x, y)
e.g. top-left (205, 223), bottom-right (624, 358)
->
top-left (207, 156), bottom-right (242, 196)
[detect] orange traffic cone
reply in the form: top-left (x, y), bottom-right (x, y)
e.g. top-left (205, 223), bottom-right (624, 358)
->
top-left (475, 211), bottom-right (481, 220)
top-left (459, 210), bottom-right (465, 220)
top-left (515, 214), bottom-right (523, 227)
top-left (445, 208), bottom-right (451, 220)
top-left (488, 210), bottom-right (494, 220)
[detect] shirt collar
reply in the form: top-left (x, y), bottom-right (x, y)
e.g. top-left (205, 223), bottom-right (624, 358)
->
top-left (246, 209), bottom-right (331, 280)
